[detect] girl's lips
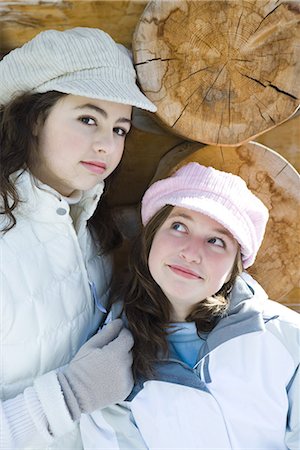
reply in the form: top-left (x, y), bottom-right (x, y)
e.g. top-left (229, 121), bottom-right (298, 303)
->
top-left (168, 265), bottom-right (202, 280)
top-left (81, 161), bottom-right (106, 175)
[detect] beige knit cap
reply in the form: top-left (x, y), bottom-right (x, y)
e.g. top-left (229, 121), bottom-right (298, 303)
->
top-left (0, 27), bottom-right (156, 112)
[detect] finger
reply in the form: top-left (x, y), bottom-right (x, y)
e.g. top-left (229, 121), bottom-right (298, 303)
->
top-left (87, 319), bottom-right (124, 348)
top-left (107, 327), bottom-right (134, 352)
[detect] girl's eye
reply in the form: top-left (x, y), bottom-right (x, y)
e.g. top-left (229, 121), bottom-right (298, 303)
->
top-left (79, 116), bottom-right (97, 126)
top-left (171, 222), bottom-right (187, 233)
top-left (113, 127), bottom-right (128, 137)
top-left (208, 237), bottom-right (225, 248)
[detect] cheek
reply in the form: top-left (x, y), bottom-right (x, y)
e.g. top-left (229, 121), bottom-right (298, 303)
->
top-left (208, 264), bottom-right (232, 295)
top-left (107, 142), bottom-right (125, 170)
top-left (148, 243), bottom-right (157, 280)
top-left (148, 236), bottom-right (163, 281)
top-left (118, 148), bottom-right (125, 165)
top-left (224, 268), bottom-right (233, 283)
top-left (61, 130), bottom-right (86, 149)
top-left (41, 128), bottom-right (79, 156)
top-left (115, 142), bottom-right (126, 161)
top-left (215, 255), bottom-right (237, 284)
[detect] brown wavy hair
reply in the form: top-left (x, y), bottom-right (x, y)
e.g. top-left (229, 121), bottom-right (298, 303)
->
top-left (119, 205), bottom-right (243, 379)
top-left (0, 91), bottom-right (121, 252)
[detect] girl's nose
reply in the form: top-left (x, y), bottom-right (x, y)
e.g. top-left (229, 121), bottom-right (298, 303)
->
top-left (179, 241), bottom-right (202, 264)
top-left (93, 133), bottom-right (115, 154)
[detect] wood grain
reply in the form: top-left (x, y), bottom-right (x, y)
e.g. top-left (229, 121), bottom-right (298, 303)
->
top-left (0, 1), bottom-right (148, 54)
top-left (133, 0), bottom-right (300, 145)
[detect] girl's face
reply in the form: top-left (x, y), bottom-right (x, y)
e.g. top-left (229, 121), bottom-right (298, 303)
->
top-left (31, 95), bottom-right (132, 196)
top-left (148, 206), bottom-right (239, 322)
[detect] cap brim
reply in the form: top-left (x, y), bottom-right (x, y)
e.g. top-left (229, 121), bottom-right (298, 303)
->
top-left (36, 78), bottom-right (157, 112)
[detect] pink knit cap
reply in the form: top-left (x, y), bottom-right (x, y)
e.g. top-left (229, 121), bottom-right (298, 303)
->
top-left (141, 162), bottom-right (269, 268)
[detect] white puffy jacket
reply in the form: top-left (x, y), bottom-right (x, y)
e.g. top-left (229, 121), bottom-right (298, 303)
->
top-left (0, 170), bottom-right (112, 449)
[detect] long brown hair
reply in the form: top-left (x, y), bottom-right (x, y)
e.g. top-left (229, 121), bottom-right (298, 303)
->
top-left (0, 91), bottom-right (121, 252)
top-left (0, 91), bottom-right (66, 231)
top-left (119, 205), bottom-right (243, 379)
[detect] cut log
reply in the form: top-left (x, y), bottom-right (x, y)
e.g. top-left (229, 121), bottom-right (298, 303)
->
top-left (133, 0), bottom-right (300, 145)
top-left (256, 114), bottom-right (300, 172)
top-left (0, 1), bottom-right (148, 53)
top-left (149, 141), bottom-right (300, 303)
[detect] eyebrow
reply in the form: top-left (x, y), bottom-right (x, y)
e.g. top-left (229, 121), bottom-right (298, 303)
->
top-left (212, 228), bottom-right (235, 239)
top-left (75, 103), bottom-right (132, 124)
top-left (168, 212), bottom-right (235, 239)
top-left (169, 212), bottom-right (193, 221)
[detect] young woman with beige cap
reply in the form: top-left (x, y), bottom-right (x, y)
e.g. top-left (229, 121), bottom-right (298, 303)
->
top-left (0, 27), bottom-right (156, 448)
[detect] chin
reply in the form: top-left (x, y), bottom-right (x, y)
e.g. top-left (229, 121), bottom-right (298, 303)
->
top-left (80, 179), bottom-right (103, 192)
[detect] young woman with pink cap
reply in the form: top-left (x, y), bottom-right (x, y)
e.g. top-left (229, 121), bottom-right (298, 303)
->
top-left (81, 162), bottom-right (300, 450)
top-left (0, 27), bottom-right (156, 448)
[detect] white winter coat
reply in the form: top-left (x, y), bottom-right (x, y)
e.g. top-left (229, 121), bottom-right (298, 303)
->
top-left (0, 170), bottom-right (112, 449)
top-left (81, 276), bottom-right (300, 450)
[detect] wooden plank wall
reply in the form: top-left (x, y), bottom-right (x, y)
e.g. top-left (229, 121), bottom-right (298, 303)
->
top-left (0, 0), bottom-right (299, 310)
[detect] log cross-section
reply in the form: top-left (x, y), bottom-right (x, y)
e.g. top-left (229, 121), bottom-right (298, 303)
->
top-left (133, 0), bottom-right (300, 146)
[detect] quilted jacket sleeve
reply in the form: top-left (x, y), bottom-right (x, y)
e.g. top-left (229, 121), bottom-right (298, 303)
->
top-left (0, 371), bottom-right (75, 448)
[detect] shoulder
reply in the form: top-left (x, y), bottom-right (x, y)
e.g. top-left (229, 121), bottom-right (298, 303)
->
top-left (263, 299), bottom-right (300, 364)
top-left (0, 170), bottom-right (38, 231)
top-left (263, 299), bottom-right (300, 327)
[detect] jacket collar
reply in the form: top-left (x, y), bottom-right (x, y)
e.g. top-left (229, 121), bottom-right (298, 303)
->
top-left (12, 169), bottom-right (104, 225)
top-left (197, 275), bottom-right (267, 360)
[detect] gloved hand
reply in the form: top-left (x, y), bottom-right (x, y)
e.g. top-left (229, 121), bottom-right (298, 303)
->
top-left (57, 318), bottom-right (134, 420)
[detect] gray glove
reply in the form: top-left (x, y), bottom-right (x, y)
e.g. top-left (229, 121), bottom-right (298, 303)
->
top-left (57, 319), bottom-right (134, 420)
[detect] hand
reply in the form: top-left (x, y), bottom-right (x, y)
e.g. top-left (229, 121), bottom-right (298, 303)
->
top-left (57, 319), bottom-right (134, 420)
